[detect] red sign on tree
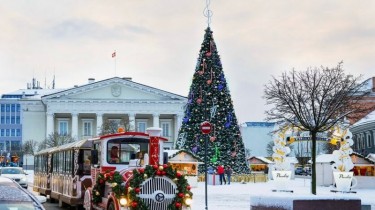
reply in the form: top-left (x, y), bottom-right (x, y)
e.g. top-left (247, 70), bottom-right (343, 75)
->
top-left (200, 121), bottom-right (212, 134)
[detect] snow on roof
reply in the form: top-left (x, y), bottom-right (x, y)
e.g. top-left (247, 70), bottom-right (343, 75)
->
top-left (366, 153), bottom-right (375, 162)
top-left (248, 156), bottom-right (274, 164)
top-left (352, 110), bottom-right (375, 127)
top-left (2, 88), bottom-right (65, 99)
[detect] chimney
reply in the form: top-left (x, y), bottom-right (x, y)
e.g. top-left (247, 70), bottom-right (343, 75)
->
top-left (88, 78), bottom-right (95, 84)
top-left (122, 77), bottom-right (132, 81)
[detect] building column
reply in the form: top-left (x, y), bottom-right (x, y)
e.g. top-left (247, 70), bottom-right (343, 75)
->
top-left (46, 112), bottom-right (54, 138)
top-left (71, 113), bottom-right (78, 139)
top-left (128, 113), bottom-right (136, 131)
top-left (153, 113), bottom-right (160, 128)
top-left (174, 114), bottom-right (183, 139)
top-left (96, 113), bottom-right (103, 136)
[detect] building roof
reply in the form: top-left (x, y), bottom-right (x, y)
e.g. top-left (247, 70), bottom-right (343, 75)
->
top-left (352, 110), bottom-right (375, 127)
top-left (243, 122), bottom-right (275, 127)
top-left (367, 153), bottom-right (375, 162)
top-left (2, 88), bottom-right (64, 99)
top-left (248, 156), bottom-right (274, 164)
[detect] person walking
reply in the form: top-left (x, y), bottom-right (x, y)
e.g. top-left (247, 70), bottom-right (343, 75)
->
top-left (225, 166), bottom-right (233, 185)
top-left (217, 164), bottom-right (226, 185)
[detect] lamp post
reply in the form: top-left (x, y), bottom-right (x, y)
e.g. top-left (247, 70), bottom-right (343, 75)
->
top-left (200, 121), bottom-right (212, 210)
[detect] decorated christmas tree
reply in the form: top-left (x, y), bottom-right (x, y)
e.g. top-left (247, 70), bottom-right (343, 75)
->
top-left (176, 27), bottom-right (249, 174)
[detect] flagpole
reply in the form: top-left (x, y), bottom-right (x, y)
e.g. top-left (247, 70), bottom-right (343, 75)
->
top-left (114, 50), bottom-right (117, 76)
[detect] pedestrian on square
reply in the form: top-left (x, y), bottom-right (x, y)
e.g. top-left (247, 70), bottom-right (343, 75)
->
top-left (217, 164), bottom-right (226, 185)
top-left (225, 166), bottom-right (233, 185)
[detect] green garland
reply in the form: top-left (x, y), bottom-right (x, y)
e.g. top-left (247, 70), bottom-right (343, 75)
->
top-left (92, 171), bottom-right (125, 204)
top-left (127, 164), bottom-right (193, 210)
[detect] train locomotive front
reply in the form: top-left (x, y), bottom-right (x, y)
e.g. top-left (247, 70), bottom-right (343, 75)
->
top-left (83, 127), bottom-right (193, 210)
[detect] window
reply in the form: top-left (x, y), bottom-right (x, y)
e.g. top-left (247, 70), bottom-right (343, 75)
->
top-left (6, 129), bottom-right (10, 137)
top-left (83, 150), bottom-right (91, 175)
top-left (11, 104), bottom-right (15, 112)
top-left (6, 116), bottom-right (10, 124)
top-left (11, 116), bottom-right (15, 124)
top-left (367, 133), bottom-right (372, 148)
top-left (160, 120), bottom-right (172, 139)
top-left (5, 104), bottom-right (10, 112)
top-left (107, 139), bottom-right (149, 165)
top-left (0, 116), bottom-right (4, 124)
top-left (361, 134), bottom-right (365, 149)
top-left (11, 129), bottom-right (15, 137)
top-left (0, 104), bottom-right (4, 112)
top-left (16, 129), bottom-right (21, 137)
top-left (16, 116), bottom-right (20, 124)
top-left (137, 120), bottom-right (147, 133)
top-left (1, 129), bottom-right (4, 137)
top-left (83, 120), bottom-right (93, 136)
top-left (16, 104), bottom-right (20, 112)
top-left (58, 120), bottom-right (69, 135)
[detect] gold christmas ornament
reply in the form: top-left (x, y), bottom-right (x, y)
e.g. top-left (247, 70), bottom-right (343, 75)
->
top-left (159, 166), bottom-right (164, 171)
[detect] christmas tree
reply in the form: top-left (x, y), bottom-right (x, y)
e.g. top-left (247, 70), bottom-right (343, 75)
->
top-left (176, 27), bottom-right (249, 174)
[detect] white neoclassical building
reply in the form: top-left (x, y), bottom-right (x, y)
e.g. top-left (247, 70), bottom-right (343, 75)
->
top-left (20, 77), bottom-right (187, 149)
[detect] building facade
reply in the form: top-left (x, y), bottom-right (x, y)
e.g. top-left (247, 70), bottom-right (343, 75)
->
top-left (1, 77), bottom-right (187, 168)
top-left (20, 77), bottom-right (187, 150)
top-left (351, 110), bottom-right (375, 156)
top-left (240, 122), bottom-right (276, 157)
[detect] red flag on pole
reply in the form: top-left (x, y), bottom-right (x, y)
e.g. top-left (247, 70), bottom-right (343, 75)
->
top-left (112, 51), bottom-right (116, 58)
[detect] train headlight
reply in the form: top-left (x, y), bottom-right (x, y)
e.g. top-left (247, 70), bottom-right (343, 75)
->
top-left (119, 197), bottom-right (128, 206)
top-left (184, 197), bottom-right (193, 206)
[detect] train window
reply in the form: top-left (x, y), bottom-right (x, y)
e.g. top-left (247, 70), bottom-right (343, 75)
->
top-left (83, 150), bottom-right (91, 175)
top-left (107, 141), bottom-right (148, 164)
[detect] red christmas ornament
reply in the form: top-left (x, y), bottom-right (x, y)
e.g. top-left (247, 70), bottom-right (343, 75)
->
top-left (138, 168), bottom-right (145, 174)
top-left (178, 192), bottom-right (184, 198)
top-left (161, 171), bottom-right (166, 175)
top-left (187, 185), bottom-right (191, 190)
top-left (131, 201), bottom-right (138, 208)
top-left (207, 79), bottom-right (212, 85)
top-left (196, 98), bottom-right (202, 104)
top-left (206, 52), bottom-right (212, 57)
top-left (99, 179), bottom-right (104, 184)
top-left (110, 171), bottom-right (115, 176)
top-left (135, 188), bottom-right (141, 193)
top-left (163, 164), bottom-right (168, 169)
top-left (176, 172), bottom-right (182, 178)
top-left (153, 165), bottom-right (159, 170)
top-left (156, 170), bottom-right (161, 176)
top-left (175, 202), bottom-right (182, 208)
top-left (210, 136), bottom-right (216, 142)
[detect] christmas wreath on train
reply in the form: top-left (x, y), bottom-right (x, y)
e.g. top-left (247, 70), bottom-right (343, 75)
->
top-left (92, 164), bottom-right (193, 210)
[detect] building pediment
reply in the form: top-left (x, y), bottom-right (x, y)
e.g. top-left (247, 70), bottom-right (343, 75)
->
top-left (41, 77), bottom-right (186, 102)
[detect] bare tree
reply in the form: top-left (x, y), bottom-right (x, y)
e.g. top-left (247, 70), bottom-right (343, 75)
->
top-left (264, 62), bottom-right (373, 194)
top-left (99, 118), bottom-right (132, 136)
top-left (266, 141), bottom-right (274, 157)
top-left (38, 132), bottom-right (75, 151)
top-left (22, 139), bottom-right (39, 155)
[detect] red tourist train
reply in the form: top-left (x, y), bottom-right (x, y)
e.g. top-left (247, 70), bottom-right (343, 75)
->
top-left (33, 127), bottom-right (193, 210)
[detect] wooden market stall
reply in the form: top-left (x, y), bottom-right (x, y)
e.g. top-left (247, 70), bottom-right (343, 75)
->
top-left (166, 149), bottom-right (203, 187)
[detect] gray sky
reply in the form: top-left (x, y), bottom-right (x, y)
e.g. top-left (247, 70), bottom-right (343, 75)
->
top-left (1, 1), bottom-right (374, 123)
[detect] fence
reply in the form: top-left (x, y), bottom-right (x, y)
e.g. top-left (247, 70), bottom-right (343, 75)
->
top-left (198, 173), bottom-right (268, 183)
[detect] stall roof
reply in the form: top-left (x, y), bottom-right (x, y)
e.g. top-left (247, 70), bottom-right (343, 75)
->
top-left (34, 139), bottom-right (91, 155)
top-left (366, 153), bottom-right (375, 162)
top-left (248, 156), bottom-right (273, 164)
top-left (166, 149), bottom-right (203, 163)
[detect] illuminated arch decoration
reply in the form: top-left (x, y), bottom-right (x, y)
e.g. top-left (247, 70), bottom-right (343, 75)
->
top-left (330, 127), bottom-right (354, 172)
top-left (272, 126), bottom-right (293, 171)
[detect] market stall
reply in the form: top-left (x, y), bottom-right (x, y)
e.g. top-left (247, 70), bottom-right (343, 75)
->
top-left (166, 149), bottom-right (203, 187)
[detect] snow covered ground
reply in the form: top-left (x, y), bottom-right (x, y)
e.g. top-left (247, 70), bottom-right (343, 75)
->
top-left (26, 171), bottom-right (374, 210)
top-left (190, 178), bottom-right (375, 210)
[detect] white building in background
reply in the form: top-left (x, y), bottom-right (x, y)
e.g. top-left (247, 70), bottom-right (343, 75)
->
top-left (19, 77), bottom-right (187, 150)
top-left (240, 122), bottom-right (276, 157)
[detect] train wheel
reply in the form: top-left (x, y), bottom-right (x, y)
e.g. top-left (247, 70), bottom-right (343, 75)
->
top-left (107, 201), bottom-right (115, 210)
top-left (83, 188), bottom-right (93, 210)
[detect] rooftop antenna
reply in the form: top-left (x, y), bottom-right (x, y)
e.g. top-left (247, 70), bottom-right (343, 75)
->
top-left (112, 50), bottom-right (117, 76)
top-left (203, 0), bottom-right (213, 27)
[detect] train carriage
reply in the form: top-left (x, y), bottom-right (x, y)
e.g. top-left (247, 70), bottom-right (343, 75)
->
top-left (34, 139), bottom-right (93, 208)
top-left (34, 127), bottom-right (193, 210)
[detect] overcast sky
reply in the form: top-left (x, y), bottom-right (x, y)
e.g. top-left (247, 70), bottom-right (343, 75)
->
top-left (1, 1), bottom-right (375, 123)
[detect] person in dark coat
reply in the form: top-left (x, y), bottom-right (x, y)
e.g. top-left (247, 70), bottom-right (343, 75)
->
top-left (225, 166), bottom-right (233, 185)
